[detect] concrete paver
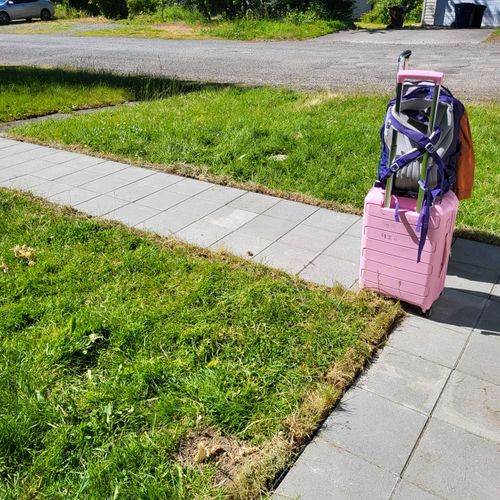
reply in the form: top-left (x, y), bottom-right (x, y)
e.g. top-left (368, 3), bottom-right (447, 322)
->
top-left (457, 328), bottom-right (500, 385)
top-left (323, 233), bottom-right (361, 263)
top-left (387, 315), bottom-right (469, 368)
top-left (277, 223), bottom-right (340, 253)
top-left (273, 438), bottom-right (398, 500)
top-left (235, 214), bottom-right (297, 241)
top-left (139, 172), bottom-right (183, 189)
top-left (451, 238), bottom-right (500, 271)
top-left (136, 211), bottom-right (196, 236)
top-left (304, 208), bottom-right (359, 233)
top-left (426, 287), bottom-right (488, 332)
top-left (167, 177), bottom-right (213, 196)
top-left (357, 346), bottom-right (450, 414)
top-left (57, 169), bottom-right (109, 187)
top-left (81, 172), bottom-right (135, 194)
top-left (48, 187), bottom-right (100, 206)
top-left (1, 138), bottom-right (499, 500)
top-left (195, 184), bottom-right (246, 205)
top-left (299, 254), bottom-right (359, 288)
top-left (113, 181), bottom-right (163, 202)
top-left (35, 164), bottom-right (76, 181)
top-left (30, 180), bottom-right (72, 198)
top-left (106, 203), bottom-right (161, 227)
top-left (228, 191), bottom-right (280, 213)
top-left (403, 417), bottom-right (500, 500)
top-left (136, 189), bottom-right (189, 211)
top-left (392, 480), bottom-right (441, 500)
top-left (3, 174), bottom-right (46, 190)
top-left (211, 231), bottom-right (274, 258)
top-left (434, 370), bottom-right (500, 443)
top-left (43, 150), bottom-right (83, 164)
top-left (84, 160), bottom-right (128, 176)
top-left (203, 206), bottom-right (258, 231)
top-left (74, 193), bottom-right (129, 216)
top-left (446, 260), bottom-right (499, 297)
top-left (175, 220), bottom-right (233, 247)
top-left (255, 241), bottom-right (318, 275)
top-left (264, 199), bottom-right (318, 223)
top-left (475, 298), bottom-right (500, 335)
top-left (319, 387), bottom-right (427, 474)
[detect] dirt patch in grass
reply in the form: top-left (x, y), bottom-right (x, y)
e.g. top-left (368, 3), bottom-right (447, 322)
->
top-left (177, 426), bottom-right (260, 487)
top-left (300, 90), bottom-right (340, 108)
top-left (153, 21), bottom-right (199, 34)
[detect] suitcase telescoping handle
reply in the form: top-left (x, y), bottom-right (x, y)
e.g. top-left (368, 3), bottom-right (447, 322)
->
top-left (383, 50), bottom-right (412, 209)
top-left (414, 71), bottom-right (443, 212)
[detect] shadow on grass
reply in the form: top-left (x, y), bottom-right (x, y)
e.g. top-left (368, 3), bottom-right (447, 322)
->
top-left (0, 65), bottom-right (227, 102)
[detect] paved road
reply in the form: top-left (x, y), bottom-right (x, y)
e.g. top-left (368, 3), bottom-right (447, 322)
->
top-left (0, 29), bottom-right (499, 98)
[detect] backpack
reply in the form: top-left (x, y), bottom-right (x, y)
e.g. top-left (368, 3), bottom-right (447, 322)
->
top-left (377, 85), bottom-right (475, 261)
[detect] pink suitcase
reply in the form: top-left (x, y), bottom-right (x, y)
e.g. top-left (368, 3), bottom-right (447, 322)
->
top-left (359, 186), bottom-right (458, 314)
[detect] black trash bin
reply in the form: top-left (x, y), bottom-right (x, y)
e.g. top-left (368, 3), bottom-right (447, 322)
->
top-left (471, 4), bottom-right (486, 28)
top-left (388, 5), bottom-right (407, 29)
top-left (454, 3), bottom-right (485, 28)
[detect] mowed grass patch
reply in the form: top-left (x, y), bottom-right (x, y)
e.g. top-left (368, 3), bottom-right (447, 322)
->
top-left (11, 86), bottom-right (500, 239)
top-left (75, 18), bottom-right (346, 41)
top-left (0, 189), bottom-right (399, 498)
top-left (0, 66), bottom-right (206, 123)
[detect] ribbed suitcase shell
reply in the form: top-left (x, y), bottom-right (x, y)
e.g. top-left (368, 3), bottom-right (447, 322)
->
top-left (359, 187), bottom-right (458, 313)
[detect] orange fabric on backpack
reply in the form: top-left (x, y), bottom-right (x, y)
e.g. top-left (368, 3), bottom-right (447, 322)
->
top-left (454, 109), bottom-right (475, 200)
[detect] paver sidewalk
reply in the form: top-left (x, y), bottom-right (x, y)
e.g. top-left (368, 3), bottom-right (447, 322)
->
top-left (1, 138), bottom-right (499, 499)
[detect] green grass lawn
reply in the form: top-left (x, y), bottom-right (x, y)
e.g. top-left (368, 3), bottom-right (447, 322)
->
top-left (487, 27), bottom-right (500, 42)
top-left (0, 66), bottom-right (204, 123)
top-left (9, 83), bottom-right (500, 241)
top-left (0, 189), bottom-right (398, 498)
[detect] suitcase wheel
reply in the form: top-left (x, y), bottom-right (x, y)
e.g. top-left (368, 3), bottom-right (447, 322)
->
top-left (421, 307), bottom-right (433, 318)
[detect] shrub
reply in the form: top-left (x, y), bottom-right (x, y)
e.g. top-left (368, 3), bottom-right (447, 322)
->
top-left (127, 0), bottom-right (161, 16)
top-left (94, 0), bottom-right (129, 18)
top-left (60, 0), bottom-right (100, 16)
top-left (167, 0), bottom-right (353, 20)
top-left (361, 0), bottom-right (422, 24)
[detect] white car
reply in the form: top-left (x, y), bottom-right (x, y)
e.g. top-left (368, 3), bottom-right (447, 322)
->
top-left (0, 0), bottom-right (55, 25)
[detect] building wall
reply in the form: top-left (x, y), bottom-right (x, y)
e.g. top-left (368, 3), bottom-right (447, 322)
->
top-left (432, 0), bottom-right (500, 27)
top-left (422, 0), bottom-right (438, 24)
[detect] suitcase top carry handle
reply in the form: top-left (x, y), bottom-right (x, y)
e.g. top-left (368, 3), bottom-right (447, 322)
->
top-left (397, 70), bottom-right (444, 85)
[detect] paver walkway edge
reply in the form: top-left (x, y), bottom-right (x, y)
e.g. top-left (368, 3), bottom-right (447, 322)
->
top-left (1, 138), bottom-right (499, 500)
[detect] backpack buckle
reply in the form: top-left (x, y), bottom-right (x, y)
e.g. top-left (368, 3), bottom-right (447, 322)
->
top-left (390, 162), bottom-right (399, 172)
top-left (425, 142), bottom-right (435, 154)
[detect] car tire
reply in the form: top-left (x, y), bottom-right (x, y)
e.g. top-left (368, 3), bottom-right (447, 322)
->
top-left (40, 9), bottom-right (51, 21)
top-left (0, 11), bottom-right (10, 25)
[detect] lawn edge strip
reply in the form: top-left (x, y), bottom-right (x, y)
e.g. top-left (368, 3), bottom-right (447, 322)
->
top-left (6, 134), bottom-right (498, 247)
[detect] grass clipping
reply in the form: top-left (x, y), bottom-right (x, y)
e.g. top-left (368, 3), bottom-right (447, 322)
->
top-left (180, 290), bottom-right (401, 499)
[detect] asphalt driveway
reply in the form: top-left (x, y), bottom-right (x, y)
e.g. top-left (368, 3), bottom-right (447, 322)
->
top-left (0, 29), bottom-right (498, 97)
